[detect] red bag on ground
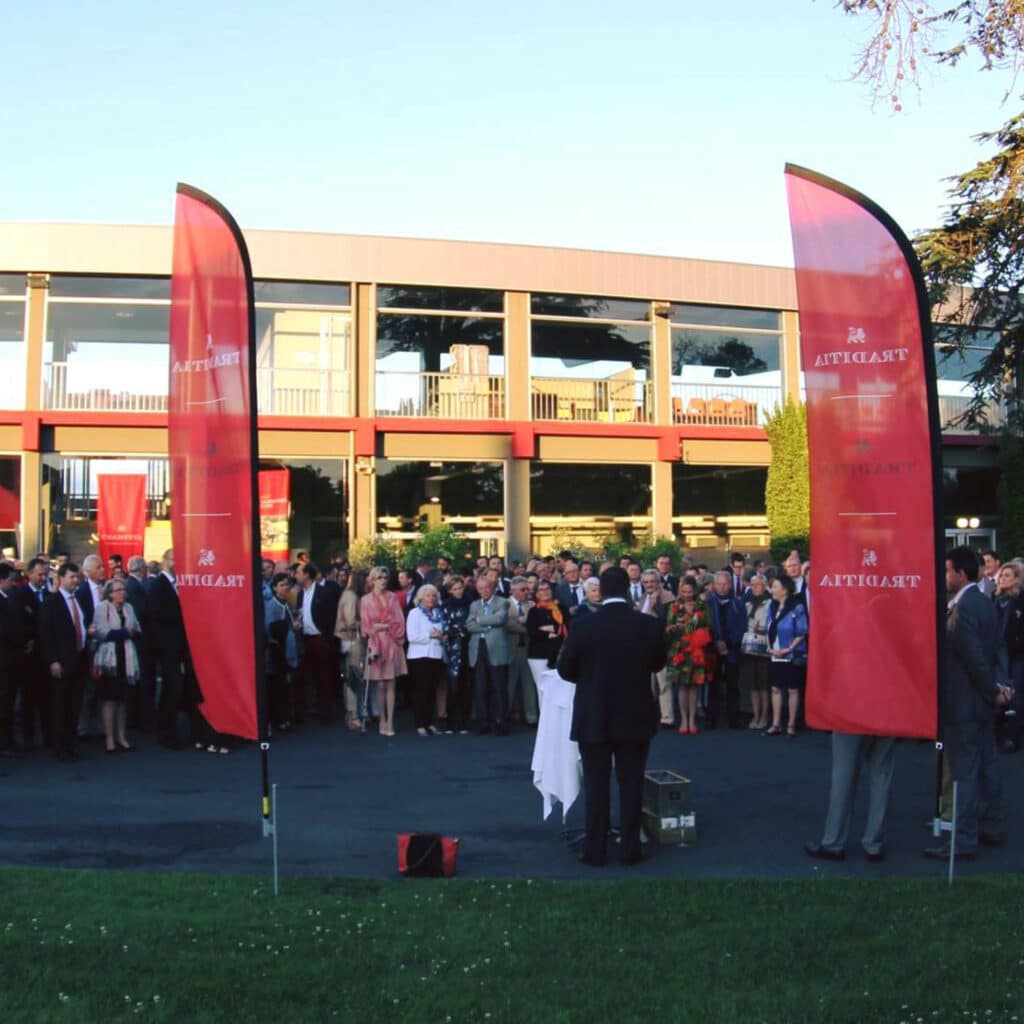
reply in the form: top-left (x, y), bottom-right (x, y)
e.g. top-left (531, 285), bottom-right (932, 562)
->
top-left (397, 833), bottom-right (459, 877)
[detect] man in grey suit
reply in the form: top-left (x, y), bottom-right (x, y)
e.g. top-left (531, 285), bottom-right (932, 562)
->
top-left (467, 576), bottom-right (511, 735)
top-left (925, 546), bottom-right (1013, 860)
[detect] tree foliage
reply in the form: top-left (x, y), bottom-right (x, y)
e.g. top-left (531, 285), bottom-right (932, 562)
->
top-left (838, 1), bottom-right (1024, 108)
top-left (764, 399), bottom-right (810, 561)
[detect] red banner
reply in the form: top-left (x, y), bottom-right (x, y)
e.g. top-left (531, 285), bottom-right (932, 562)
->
top-left (785, 165), bottom-right (941, 739)
top-left (258, 469), bottom-right (290, 561)
top-left (169, 185), bottom-right (261, 741)
top-left (96, 474), bottom-right (146, 566)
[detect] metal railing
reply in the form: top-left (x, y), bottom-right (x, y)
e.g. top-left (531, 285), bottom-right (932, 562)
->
top-left (670, 381), bottom-right (781, 427)
top-left (256, 367), bottom-right (352, 417)
top-left (531, 376), bottom-right (652, 422)
top-left (45, 362), bottom-right (168, 412)
top-left (375, 371), bottom-right (506, 418)
top-left (938, 394), bottom-right (1005, 433)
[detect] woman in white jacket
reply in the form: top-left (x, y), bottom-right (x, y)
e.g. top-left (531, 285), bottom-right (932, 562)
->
top-left (406, 584), bottom-right (447, 737)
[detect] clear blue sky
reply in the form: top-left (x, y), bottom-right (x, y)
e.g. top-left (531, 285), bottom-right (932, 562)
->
top-left (2, 0), bottom-right (1014, 267)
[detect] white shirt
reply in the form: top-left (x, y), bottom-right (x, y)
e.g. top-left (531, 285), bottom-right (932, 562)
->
top-left (406, 606), bottom-right (444, 660)
top-left (301, 584), bottom-right (320, 636)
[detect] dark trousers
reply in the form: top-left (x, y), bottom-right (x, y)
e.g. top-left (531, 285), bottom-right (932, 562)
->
top-left (0, 655), bottom-right (18, 749)
top-left (447, 661), bottom-right (473, 732)
top-left (50, 661), bottom-right (86, 756)
top-left (409, 657), bottom-right (444, 729)
top-left (472, 640), bottom-right (508, 730)
top-left (154, 646), bottom-right (184, 744)
top-left (945, 715), bottom-right (1004, 852)
top-left (22, 656), bottom-right (52, 747)
top-left (706, 659), bottom-right (740, 727)
top-left (128, 637), bottom-right (156, 732)
top-left (266, 664), bottom-right (291, 728)
top-left (578, 739), bottom-right (650, 864)
top-left (297, 634), bottom-right (335, 725)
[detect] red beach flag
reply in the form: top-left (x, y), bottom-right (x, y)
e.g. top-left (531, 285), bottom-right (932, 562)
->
top-left (168, 184), bottom-right (263, 741)
top-left (785, 165), bottom-right (943, 739)
top-left (96, 473), bottom-right (147, 565)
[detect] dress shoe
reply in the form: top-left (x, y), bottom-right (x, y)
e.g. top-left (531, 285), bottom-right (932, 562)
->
top-left (979, 832), bottom-right (1006, 847)
top-left (923, 844), bottom-right (976, 860)
top-left (804, 842), bottom-right (845, 861)
top-left (863, 848), bottom-right (886, 863)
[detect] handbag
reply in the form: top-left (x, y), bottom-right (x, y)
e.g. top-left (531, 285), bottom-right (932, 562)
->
top-left (397, 833), bottom-right (459, 877)
top-left (741, 631), bottom-right (768, 656)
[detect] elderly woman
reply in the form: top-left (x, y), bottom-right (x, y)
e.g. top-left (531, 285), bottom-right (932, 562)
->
top-left (740, 575), bottom-right (772, 729)
top-left (406, 583), bottom-right (447, 737)
top-left (572, 577), bottom-right (603, 620)
top-left (442, 575), bottom-right (473, 734)
top-left (526, 579), bottom-right (569, 687)
top-left (92, 579), bottom-right (142, 753)
top-left (359, 567), bottom-right (406, 737)
top-left (334, 569), bottom-right (367, 731)
top-left (764, 574), bottom-right (809, 737)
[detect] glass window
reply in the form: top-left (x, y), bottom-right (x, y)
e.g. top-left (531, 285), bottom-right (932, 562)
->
top-left (255, 280), bottom-right (350, 306)
top-left (531, 294), bottom-right (650, 321)
top-left (262, 459), bottom-right (348, 560)
top-left (671, 464), bottom-right (768, 517)
top-left (49, 276), bottom-right (171, 300)
top-left (670, 304), bottom-right (780, 331)
top-left (0, 274), bottom-right (26, 297)
top-left (935, 345), bottom-right (992, 383)
top-left (377, 285), bottom-right (502, 312)
top-left (376, 460), bottom-right (504, 529)
top-left (672, 328), bottom-right (780, 378)
top-left (44, 303), bottom-right (169, 410)
top-left (529, 463), bottom-right (651, 517)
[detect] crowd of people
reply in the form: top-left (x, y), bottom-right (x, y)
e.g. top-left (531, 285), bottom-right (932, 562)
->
top-left (0, 541), bottom-right (1021, 769)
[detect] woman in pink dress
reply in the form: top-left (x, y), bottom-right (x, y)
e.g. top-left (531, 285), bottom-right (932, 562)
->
top-left (359, 567), bottom-right (407, 736)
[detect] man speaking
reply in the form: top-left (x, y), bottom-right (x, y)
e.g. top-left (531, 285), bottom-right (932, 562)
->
top-left (557, 567), bottom-right (667, 866)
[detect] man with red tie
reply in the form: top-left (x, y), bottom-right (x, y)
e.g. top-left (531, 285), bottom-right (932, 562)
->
top-left (40, 563), bottom-right (91, 761)
top-left (729, 553), bottom-right (749, 601)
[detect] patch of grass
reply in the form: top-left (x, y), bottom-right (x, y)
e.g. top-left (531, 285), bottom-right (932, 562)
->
top-left (1, 868), bottom-right (1022, 1023)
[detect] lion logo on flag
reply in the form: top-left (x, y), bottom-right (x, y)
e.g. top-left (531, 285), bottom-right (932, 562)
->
top-left (197, 549), bottom-right (216, 567)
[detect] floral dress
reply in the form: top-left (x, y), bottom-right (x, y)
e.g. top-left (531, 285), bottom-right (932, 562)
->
top-left (665, 598), bottom-right (714, 688)
top-left (358, 590), bottom-right (407, 681)
top-left (442, 594), bottom-right (472, 686)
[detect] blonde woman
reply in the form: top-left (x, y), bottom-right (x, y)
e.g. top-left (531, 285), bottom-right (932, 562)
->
top-left (335, 569), bottom-right (367, 731)
top-left (406, 584), bottom-right (447, 736)
top-left (359, 567), bottom-right (406, 736)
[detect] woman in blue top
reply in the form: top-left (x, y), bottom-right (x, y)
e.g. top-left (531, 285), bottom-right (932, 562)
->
top-left (764, 574), bottom-right (808, 737)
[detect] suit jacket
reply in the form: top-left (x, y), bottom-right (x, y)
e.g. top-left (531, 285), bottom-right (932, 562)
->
top-left (124, 574), bottom-right (149, 626)
top-left (12, 583), bottom-right (48, 661)
top-left (145, 572), bottom-right (187, 656)
top-left (557, 601), bottom-right (666, 744)
top-left (943, 584), bottom-right (1009, 726)
top-left (636, 587), bottom-right (673, 625)
top-left (74, 579), bottom-right (100, 628)
top-left (554, 581), bottom-right (586, 610)
top-left (0, 590), bottom-right (22, 671)
top-left (467, 595), bottom-right (510, 666)
top-left (39, 591), bottom-right (87, 675)
top-left (297, 580), bottom-right (342, 637)
top-left (505, 596), bottom-right (532, 649)
top-left (708, 593), bottom-right (747, 665)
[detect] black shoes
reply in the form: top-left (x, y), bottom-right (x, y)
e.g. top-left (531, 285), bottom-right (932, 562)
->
top-left (863, 848), bottom-right (886, 863)
top-left (923, 845), bottom-right (976, 860)
top-left (804, 842), bottom-right (845, 861)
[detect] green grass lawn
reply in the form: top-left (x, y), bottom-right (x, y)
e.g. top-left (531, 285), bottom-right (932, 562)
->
top-left (1, 868), bottom-right (1021, 1023)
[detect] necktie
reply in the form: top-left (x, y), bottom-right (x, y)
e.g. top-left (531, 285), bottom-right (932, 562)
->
top-left (632, 585), bottom-right (640, 602)
top-left (36, 588), bottom-right (44, 604)
top-left (735, 576), bottom-right (742, 598)
top-left (70, 597), bottom-right (84, 652)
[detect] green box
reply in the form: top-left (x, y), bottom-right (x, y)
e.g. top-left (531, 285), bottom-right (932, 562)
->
top-left (643, 769), bottom-right (691, 818)
top-left (642, 809), bottom-right (697, 846)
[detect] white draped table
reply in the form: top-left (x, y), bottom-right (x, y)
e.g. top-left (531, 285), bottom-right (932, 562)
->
top-left (530, 668), bottom-right (582, 821)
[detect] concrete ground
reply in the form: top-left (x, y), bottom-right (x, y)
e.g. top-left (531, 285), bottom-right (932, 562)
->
top-left (1, 713), bottom-right (1021, 882)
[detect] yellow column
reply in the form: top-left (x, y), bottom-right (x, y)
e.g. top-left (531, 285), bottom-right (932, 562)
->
top-left (354, 283), bottom-right (375, 419)
top-left (504, 457), bottom-right (531, 561)
top-left (651, 303), bottom-right (672, 425)
top-left (21, 274), bottom-right (47, 556)
top-left (352, 459), bottom-right (376, 540)
top-left (781, 310), bottom-right (801, 404)
top-left (652, 459), bottom-right (673, 539)
top-left (505, 291), bottom-right (529, 422)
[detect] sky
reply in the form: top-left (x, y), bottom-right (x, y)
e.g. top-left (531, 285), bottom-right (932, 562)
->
top-left (2, 0), bottom-right (1017, 268)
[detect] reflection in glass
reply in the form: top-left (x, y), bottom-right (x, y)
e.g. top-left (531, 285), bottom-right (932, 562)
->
top-left (377, 285), bottom-right (502, 312)
top-left (531, 294), bottom-right (650, 321)
top-left (254, 280), bottom-right (350, 306)
top-left (0, 275), bottom-right (26, 297)
top-left (0, 291), bottom-right (26, 409)
top-left (932, 327), bottom-right (1001, 431)
top-left (942, 467), bottom-right (999, 518)
top-left (0, 456), bottom-right (20, 555)
top-left (529, 462), bottom-right (651, 517)
top-left (263, 459), bottom-right (348, 558)
top-left (44, 302), bottom-right (169, 411)
top-left (49, 276), bottom-right (171, 300)
top-left (670, 304), bottom-right (780, 331)
top-left (671, 464), bottom-right (768, 516)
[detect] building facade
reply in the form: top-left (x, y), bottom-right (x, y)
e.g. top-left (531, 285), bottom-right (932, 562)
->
top-left (0, 223), bottom-right (1001, 562)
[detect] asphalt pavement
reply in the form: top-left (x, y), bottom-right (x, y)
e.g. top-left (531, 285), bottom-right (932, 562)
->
top-left (1, 714), bottom-right (1021, 881)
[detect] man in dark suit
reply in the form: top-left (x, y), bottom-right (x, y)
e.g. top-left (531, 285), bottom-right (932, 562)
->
top-left (655, 554), bottom-right (678, 599)
top-left (39, 563), bottom-right (90, 761)
top-left (925, 546), bottom-right (1012, 860)
top-left (146, 548), bottom-right (188, 749)
top-left (124, 556), bottom-right (154, 731)
top-left (557, 567), bottom-right (667, 866)
top-left (14, 557), bottom-right (54, 750)
top-left (554, 560), bottom-right (584, 612)
top-left (295, 563), bottom-right (342, 725)
top-left (707, 571), bottom-right (747, 729)
top-left (0, 564), bottom-right (23, 756)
